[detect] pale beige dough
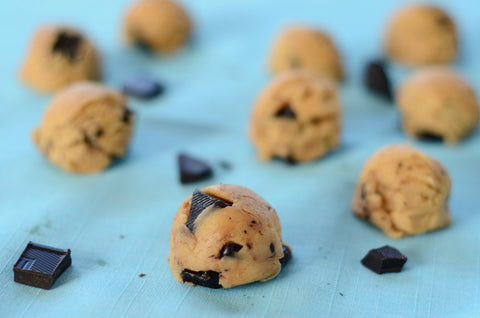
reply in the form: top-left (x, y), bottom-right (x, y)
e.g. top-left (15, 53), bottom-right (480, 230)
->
top-left (124, 0), bottom-right (192, 54)
top-left (20, 25), bottom-right (101, 93)
top-left (268, 26), bottom-right (344, 82)
top-left (249, 71), bottom-right (341, 163)
top-left (397, 68), bottom-right (479, 143)
top-left (33, 82), bottom-right (134, 174)
top-left (168, 184), bottom-right (291, 289)
top-left (352, 144), bottom-right (451, 239)
top-left (385, 4), bottom-right (458, 65)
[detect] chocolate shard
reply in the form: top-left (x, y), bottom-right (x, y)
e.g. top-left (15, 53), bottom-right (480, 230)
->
top-left (13, 242), bottom-right (72, 289)
top-left (178, 154), bottom-right (213, 184)
top-left (181, 269), bottom-right (222, 289)
top-left (279, 244), bottom-right (292, 265)
top-left (123, 76), bottom-right (165, 99)
top-left (361, 245), bottom-right (407, 274)
top-left (275, 104), bottom-right (296, 119)
top-left (219, 243), bottom-right (243, 258)
top-left (52, 32), bottom-right (82, 61)
top-left (364, 60), bottom-right (392, 100)
top-left (186, 190), bottom-right (232, 232)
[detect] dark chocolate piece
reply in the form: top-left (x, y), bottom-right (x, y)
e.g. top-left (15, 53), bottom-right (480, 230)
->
top-left (275, 104), bottom-right (296, 119)
top-left (122, 108), bottom-right (133, 124)
top-left (186, 190), bottom-right (232, 231)
top-left (364, 60), bottom-right (392, 100)
top-left (181, 269), bottom-right (222, 289)
top-left (361, 245), bottom-right (407, 274)
top-left (52, 32), bottom-right (82, 61)
top-left (270, 243), bottom-right (275, 253)
top-left (178, 154), bottom-right (213, 184)
top-left (123, 76), bottom-right (165, 99)
top-left (13, 242), bottom-right (71, 289)
top-left (417, 131), bottom-right (444, 142)
top-left (279, 244), bottom-right (292, 264)
top-left (219, 243), bottom-right (243, 258)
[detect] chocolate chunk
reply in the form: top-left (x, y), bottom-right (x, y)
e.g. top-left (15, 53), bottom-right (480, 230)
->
top-left (123, 76), bottom-right (165, 99)
top-left (417, 131), bottom-right (444, 142)
top-left (13, 242), bottom-right (72, 289)
top-left (181, 269), bottom-right (222, 289)
top-left (178, 154), bottom-right (213, 184)
top-left (270, 243), bottom-right (275, 253)
top-left (279, 244), bottom-right (292, 264)
top-left (361, 245), bottom-right (407, 274)
top-left (122, 108), bottom-right (133, 124)
top-left (52, 32), bottom-right (82, 61)
top-left (364, 60), bottom-right (392, 100)
top-left (186, 190), bottom-right (232, 231)
top-left (275, 104), bottom-right (296, 119)
top-left (219, 243), bottom-right (243, 258)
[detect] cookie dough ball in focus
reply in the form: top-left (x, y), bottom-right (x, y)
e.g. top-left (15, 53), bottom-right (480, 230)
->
top-left (169, 184), bottom-right (292, 289)
top-left (385, 4), bottom-right (458, 65)
top-left (269, 26), bottom-right (344, 81)
top-left (352, 145), bottom-right (451, 239)
top-left (124, 0), bottom-right (192, 54)
top-left (249, 71), bottom-right (341, 163)
top-left (20, 25), bottom-right (101, 93)
top-left (397, 68), bottom-right (479, 143)
top-left (33, 82), bottom-right (134, 174)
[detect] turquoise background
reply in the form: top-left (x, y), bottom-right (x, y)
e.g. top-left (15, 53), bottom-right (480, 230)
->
top-left (1, 0), bottom-right (479, 317)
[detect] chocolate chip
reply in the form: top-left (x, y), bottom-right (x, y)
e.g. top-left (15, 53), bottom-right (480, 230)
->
top-left (219, 243), bottom-right (243, 258)
top-left (279, 244), bottom-right (292, 264)
top-left (417, 131), bottom-right (444, 142)
top-left (181, 269), bottom-right (222, 289)
top-left (123, 76), bottom-right (165, 99)
top-left (270, 243), bottom-right (275, 253)
top-left (275, 104), bottom-right (296, 119)
top-left (95, 129), bottom-right (104, 138)
top-left (52, 32), bottom-right (82, 62)
top-left (186, 190), bottom-right (232, 232)
top-left (122, 108), bottom-right (133, 124)
top-left (361, 245), bottom-right (407, 274)
top-left (13, 242), bottom-right (72, 289)
top-left (364, 60), bottom-right (392, 100)
top-left (178, 154), bottom-right (213, 184)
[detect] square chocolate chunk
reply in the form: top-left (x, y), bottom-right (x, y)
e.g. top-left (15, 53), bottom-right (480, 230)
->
top-left (13, 242), bottom-right (72, 289)
top-left (361, 245), bottom-right (407, 274)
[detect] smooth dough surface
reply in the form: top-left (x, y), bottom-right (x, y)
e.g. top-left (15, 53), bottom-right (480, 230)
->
top-left (397, 68), bottom-right (479, 143)
top-left (33, 82), bottom-right (134, 174)
top-left (249, 71), bottom-right (341, 163)
top-left (352, 144), bottom-right (451, 239)
top-left (268, 26), bottom-right (344, 82)
top-left (20, 25), bottom-right (101, 92)
top-left (124, 0), bottom-right (191, 54)
top-left (385, 4), bottom-right (457, 65)
top-left (168, 184), bottom-right (290, 289)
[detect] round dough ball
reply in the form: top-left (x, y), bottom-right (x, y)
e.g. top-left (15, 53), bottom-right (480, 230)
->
top-left (352, 145), bottom-right (451, 239)
top-left (20, 25), bottom-right (101, 93)
top-left (249, 71), bottom-right (341, 163)
top-left (33, 82), bottom-right (135, 174)
top-left (268, 26), bottom-right (344, 82)
top-left (397, 68), bottom-right (479, 143)
top-left (385, 4), bottom-right (458, 65)
top-left (124, 0), bottom-right (192, 54)
top-left (168, 184), bottom-right (291, 289)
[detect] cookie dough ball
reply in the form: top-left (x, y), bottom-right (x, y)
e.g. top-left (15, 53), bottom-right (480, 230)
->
top-left (385, 4), bottom-right (458, 65)
top-left (169, 184), bottom-right (292, 289)
top-left (397, 68), bottom-right (479, 143)
top-left (352, 145), bottom-right (451, 239)
top-left (33, 82), bottom-right (134, 174)
top-left (249, 71), bottom-right (341, 163)
top-left (268, 26), bottom-right (344, 82)
top-left (20, 25), bottom-right (101, 93)
top-left (124, 0), bottom-right (192, 54)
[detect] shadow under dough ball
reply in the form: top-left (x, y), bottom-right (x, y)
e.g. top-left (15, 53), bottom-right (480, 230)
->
top-left (168, 184), bottom-right (292, 289)
top-left (396, 68), bottom-right (479, 143)
top-left (268, 25), bottom-right (344, 82)
top-left (352, 144), bottom-right (452, 239)
top-left (20, 25), bottom-right (101, 92)
top-left (124, 0), bottom-right (192, 54)
top-left (249, 70), bottom-right (341, 163)
top-left (384, 4), bottom-right (458, 65)
top-left (33, 82), bottom-right (135, 174)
